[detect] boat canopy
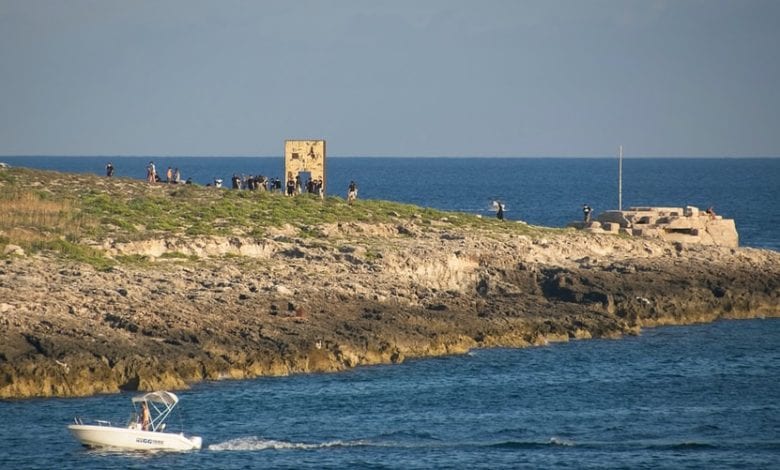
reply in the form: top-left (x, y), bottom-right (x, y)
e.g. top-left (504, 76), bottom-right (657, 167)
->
top-left (131, 391), bottom-right (179, 406)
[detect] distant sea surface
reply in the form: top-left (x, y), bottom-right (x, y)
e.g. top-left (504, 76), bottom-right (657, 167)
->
top-left (1, 319), bottom-right (778, 469)
top-left (2, 156), bottom-right (778, 250)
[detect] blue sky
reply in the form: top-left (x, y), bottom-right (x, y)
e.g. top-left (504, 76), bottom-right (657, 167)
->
top-left (1, 0), bottom-right (778, 157)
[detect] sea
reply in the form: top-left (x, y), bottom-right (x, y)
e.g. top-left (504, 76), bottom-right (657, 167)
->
top-left (0, 320), bottom-right (778, 469)
top-left (0, 156), bottom-right (779, 469)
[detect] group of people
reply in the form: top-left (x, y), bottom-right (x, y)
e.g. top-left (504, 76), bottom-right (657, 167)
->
top-left (108, 162), bottom-right (365, 204)
top-left (221, 173), bottom-right (310, 193)
top-left (305, 177), bottom-right (325, 196)
top-left (280, 175), bottom-right (326, 197)
top-left (108, 161), bottom-right (196, 184)
top-left (217, 173), bottom-right (339, 200)
top-left (230, 173), bottom-right (276, 191)
top-left (141, 161), bottom-right (187, 184)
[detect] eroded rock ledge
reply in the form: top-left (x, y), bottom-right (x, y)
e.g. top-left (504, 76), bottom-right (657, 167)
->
top-left (1, 225), bottom-right (778, 399)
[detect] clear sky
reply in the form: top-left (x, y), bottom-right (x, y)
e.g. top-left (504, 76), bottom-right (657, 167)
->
top-left (1, 0), bottom-right (778, 157)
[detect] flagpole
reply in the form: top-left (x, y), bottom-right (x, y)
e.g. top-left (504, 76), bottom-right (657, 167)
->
top-left (618, 145), bottom-right (623, 211)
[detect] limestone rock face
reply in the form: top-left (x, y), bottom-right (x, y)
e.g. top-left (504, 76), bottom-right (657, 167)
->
top-left (1, 225), bottom-right (778, 399)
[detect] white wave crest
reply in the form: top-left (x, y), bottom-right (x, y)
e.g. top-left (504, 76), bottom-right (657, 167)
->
top-left (548, 436), bottom-right (575, 447)
top-left (208, 436), bottom-right (368, 452)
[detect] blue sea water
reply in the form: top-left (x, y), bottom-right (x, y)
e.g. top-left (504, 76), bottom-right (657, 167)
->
top-left (1, 156), bottom-right (778, 251)
top-left (0, 319), bottom-right (778, 469)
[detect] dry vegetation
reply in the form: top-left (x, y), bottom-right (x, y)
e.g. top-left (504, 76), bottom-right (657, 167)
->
top-left (0, 189), bottom-right (91, 246)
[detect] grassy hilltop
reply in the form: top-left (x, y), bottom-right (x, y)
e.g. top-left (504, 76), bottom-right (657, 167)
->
top-left (0, 166), bottom-right (543, 267)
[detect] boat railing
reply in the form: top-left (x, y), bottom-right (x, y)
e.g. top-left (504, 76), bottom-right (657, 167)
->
top-left (72, 417), bottom-right (115, 427)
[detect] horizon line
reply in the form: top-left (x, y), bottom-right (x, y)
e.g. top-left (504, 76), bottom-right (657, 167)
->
top-left (2, 154), bottom-right (779, 159)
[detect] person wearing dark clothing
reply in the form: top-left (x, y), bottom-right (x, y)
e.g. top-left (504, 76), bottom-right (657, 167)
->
top-left (105, 162), bottom-right (114, 177)
top-left (496, 202), bottom-right (504, 220)
top-left (583, 204), bottom-right (592, 223)
top-left (347, 181), bottom-right (358, 204)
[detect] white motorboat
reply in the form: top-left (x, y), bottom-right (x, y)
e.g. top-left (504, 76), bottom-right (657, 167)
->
top-left (68, 390), bottom-right (202, 451)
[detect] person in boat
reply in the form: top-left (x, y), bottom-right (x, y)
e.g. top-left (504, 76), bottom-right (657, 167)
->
top-left (140, 401), bottom-right (151, 431)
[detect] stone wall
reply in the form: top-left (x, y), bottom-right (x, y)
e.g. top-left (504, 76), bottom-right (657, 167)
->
top-left (568, 206), bottom-right (739, 247)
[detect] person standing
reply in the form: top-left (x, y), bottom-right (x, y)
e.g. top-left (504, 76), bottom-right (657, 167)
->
top-left (105, 162), bottom-right (114, 177)
top-left (146, 161), bottom-right (156, 183)
top-left (496, 201), bottom-right (505, 220)
top-left (140, 401), bottom-right (151, 431)
top-left (347, 181), bottom-right (358, 204)
top-left (583, 204), bottom-right (592, 223)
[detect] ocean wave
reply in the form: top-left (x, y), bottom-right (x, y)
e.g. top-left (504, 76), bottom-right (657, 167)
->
top-left (642, 441), bottom-right (718, 451)
top-left (373, 430), bottom-right (441, 441)
top-left (548, 436), bottom-right (576, 447)
top-left (208, 436), bottom-right (370, 452)
top-left (487, 437), bottom-right (576, 449)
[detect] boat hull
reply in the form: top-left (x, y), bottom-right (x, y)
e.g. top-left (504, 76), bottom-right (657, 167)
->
top-left (68, 424), bottom-right (202, 451)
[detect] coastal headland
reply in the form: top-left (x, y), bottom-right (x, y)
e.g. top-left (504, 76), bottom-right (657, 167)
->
top-left (1, 167), bottom-right (779, 399)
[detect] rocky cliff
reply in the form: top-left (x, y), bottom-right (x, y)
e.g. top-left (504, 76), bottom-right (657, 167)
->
top-left (1, 169), bottom-right (779, 399)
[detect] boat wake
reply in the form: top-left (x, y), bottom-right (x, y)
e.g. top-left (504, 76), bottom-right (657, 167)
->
top-left (208, 436), bottom-right (370, 452)
top-left (207, 435), bottom-right (749, 453)
top-left (208, 435), bottom-right (576, 452)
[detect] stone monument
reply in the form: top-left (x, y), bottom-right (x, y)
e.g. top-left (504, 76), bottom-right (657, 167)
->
top-left (284, 140), bottom-right (326, 194)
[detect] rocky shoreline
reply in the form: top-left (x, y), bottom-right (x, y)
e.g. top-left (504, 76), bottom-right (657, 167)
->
top-left (2, 218), bottom-right (779, 399)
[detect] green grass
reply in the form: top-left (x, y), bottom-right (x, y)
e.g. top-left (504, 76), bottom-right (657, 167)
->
top-left (0, 167), bottom-right (550, 264)
top-left (31, 238), bottom-right (115, 270)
